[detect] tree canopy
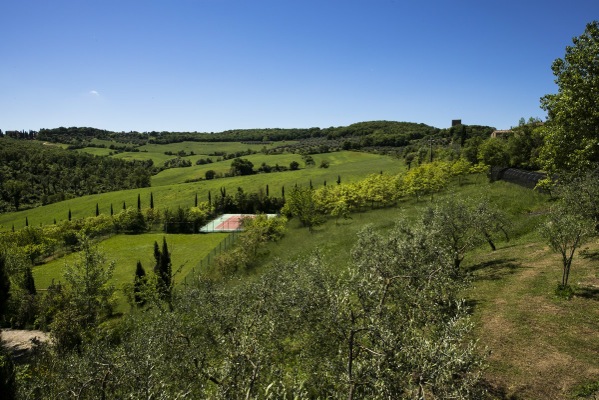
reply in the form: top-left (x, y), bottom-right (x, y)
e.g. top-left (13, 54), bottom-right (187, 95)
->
top-left (540, 20), bottom-right (599, 172)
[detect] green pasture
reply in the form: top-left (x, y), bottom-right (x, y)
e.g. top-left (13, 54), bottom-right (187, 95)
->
top-left (0, 151), bottom-right (403, 229)
top-left (76, 147), bottom-right (114, 157)
top-left (33, 232), bottom-right (229, 313)
top-left (77, 140), bottom-right (297, 166)
top-left (152, 151), bottom-right (402, 187)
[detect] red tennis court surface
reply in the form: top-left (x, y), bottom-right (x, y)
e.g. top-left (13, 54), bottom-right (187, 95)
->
top-left (200, 214), bottom-right (277, 233)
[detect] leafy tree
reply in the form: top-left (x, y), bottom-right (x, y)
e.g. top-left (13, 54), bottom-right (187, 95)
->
top-left (0, 253), bottom-right (10, 320)
top-left (554, 169), bottom-right (599, 229)
top-left (281, 186), bottom-right (324, 231)
top-left (205, 169), bottom-right (216, 180)
top-left (461, 137), bottom-right (484, 164)
top-left (113, 208), bottom-right (147, 233)
top-left (63, 236), bottom-right (115, 325)
top-left (540, 21), bottom-right (599, 172)
top-left (230, 158), bottom-right (254, 176)
top-left (477, 137), bottom-right (509, 166)
top-left (450, 158), bottom-right (472, 185)
top-left (289, 160), bottom-right (299, 170)
top-left (49, 236), bottom-right (115, 351)
top-left (2, 180), bottom-right (27, 211)
top-left (507, 118), bottom-right (544, 169)
top-left (423, 197), bottom-right (509, 269)
top-left (539, 202), bottom-right (594, 290)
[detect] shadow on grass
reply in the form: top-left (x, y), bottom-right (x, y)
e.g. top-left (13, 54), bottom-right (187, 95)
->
top-left (466, 258), bottom-right (522, 281)
top-left (580, 248), bottom-right (599, 261)
top-left (575, 286), bottom-right (599, 301)
top-left (480, 380), bottom-right (525, 400)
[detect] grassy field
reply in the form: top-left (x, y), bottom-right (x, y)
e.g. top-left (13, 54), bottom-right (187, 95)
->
top-left (34, 232), bottom-right (229, 312)
top-left (466, 235), bottom-right (599, 399)
top-left (0, 151), bottom-right (403, 230)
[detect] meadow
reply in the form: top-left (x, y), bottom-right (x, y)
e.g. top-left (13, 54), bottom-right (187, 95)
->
top-left (34, 232), bottom-right (230, 312)
top-left (0, 150), bottom-right (403, 230)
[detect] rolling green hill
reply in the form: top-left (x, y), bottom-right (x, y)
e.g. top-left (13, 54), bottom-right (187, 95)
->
top-left (0, 151), bottom-right (403, 230)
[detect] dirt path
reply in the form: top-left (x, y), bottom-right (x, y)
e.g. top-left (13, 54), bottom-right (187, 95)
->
top-left (1, 329), bottom-right (50, 361)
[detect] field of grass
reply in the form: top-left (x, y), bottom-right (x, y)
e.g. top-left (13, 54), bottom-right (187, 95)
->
top-left (33, 232), bottom-right (229, 312)
top-left (78, 140), bottom-right (298, 166)
top-left (466, 236), bottom-right (599, 399)
top-left (0, 151), bottom-right (403, 230)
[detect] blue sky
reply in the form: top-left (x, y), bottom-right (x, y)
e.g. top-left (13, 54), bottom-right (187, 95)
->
top-left (1, 0), bottom-right (597, 132)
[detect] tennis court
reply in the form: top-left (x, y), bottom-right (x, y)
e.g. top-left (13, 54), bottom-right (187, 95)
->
top-left (200, 214), bottom-right (277, 233)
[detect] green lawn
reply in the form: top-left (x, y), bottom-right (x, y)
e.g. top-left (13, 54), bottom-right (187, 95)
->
top-left (33, 232), bottom-right (229, 312)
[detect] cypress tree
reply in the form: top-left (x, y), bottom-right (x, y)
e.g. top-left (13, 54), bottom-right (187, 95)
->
top-left (324, 180), bottom-right (327, 187)
top-left (68, 209), bottom-right (71, 221)
top-left (110, 204), bottom-right (114, 216)
top-left (150, 192), bottom-right (154, 209)
top-left (0, 253), bottom-right (10, 318)
top-left (195, 193), bottom-right (198, 207)
top-left (309, 179), bottom-right (313, 189)
top-left (123, 201), bottom-right (126, 210)
top-left (266, 184), bottom-right (270, 197)
top-left (25, 217), bottom-right (29, 227)
top-left (53, 218), bottom-right (56, 225)
top-left (0, 342), bottom-right (16, 400)
top-left (95, 203), bottom-right (99, 217)
top-left (133, 260), bottom-right (146, 306)
top-left (337, 175), bottom-right (341, 185)
top-left (153, 238), bottom-right (172, 300)
top-left (137, 194), bottom-right (141, 210)
top-left (23, 267), bottom-right (36, 295)
top-left (282, 186), bottom-right (285, 198)
top-left (11, 224), bottom-right (14, 232)
top-left (208, 191), bottom-right (212, 205)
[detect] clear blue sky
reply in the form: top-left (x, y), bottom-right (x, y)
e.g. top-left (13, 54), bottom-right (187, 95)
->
top-left (1, 0), bottom-right (597, 133)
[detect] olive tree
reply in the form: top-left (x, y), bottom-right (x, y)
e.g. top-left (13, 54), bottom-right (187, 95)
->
top-left (539, 202), bottom-right (594, 290)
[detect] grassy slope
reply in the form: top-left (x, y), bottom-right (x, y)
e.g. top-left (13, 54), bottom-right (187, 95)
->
top-left (0, 151), bottom-right (402, 230)
top-left (34, 232), bottom-right (229, 313)
top-left (252, 180), bottom-right (598, 399)
top-left (79, 140), bottom-right (298, 166)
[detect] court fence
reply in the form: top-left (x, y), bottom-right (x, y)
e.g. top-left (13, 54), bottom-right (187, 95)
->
top-left (180, 230), bottom-right (239, 286)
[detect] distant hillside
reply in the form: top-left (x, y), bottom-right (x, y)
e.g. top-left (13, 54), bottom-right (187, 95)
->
top-left (6, 120), bottom-right (494, 149)
top-left (0, 138), bottom-right (152, 212)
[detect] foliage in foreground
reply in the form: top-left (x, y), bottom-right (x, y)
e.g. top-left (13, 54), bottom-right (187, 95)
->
top-left (17, 220), bottom-right (484, 399)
